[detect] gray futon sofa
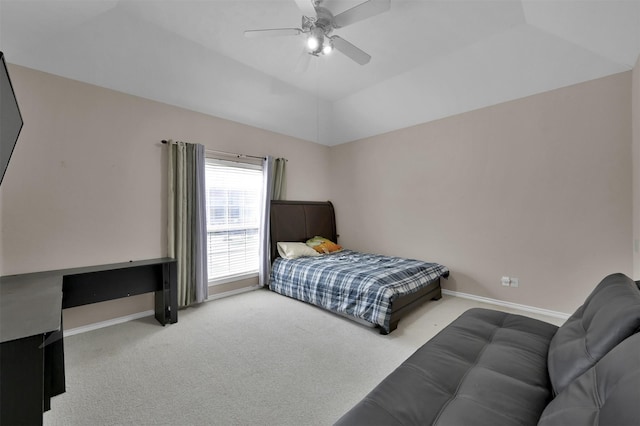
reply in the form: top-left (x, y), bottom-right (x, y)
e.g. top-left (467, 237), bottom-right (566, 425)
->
top-left (335, 273), bottom-right (640, 425)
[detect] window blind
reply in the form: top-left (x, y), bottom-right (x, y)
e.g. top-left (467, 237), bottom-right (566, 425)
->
top-left (205, 158), bottom-right (263, 283)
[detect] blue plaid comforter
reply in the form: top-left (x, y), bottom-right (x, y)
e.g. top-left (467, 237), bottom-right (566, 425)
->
top-left (269, 250), bottom-right (449, 332)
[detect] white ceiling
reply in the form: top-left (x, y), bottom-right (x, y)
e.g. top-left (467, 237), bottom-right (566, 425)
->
top-left (1, 0), bottom-right (639, 145)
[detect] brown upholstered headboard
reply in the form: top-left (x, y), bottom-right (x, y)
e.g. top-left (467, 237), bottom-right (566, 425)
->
top-left (270, 200), bottom-right (337, 261)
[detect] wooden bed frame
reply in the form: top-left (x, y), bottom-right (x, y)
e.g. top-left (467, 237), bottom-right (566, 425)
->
top-left (269, 200), bottom-right (442, 334)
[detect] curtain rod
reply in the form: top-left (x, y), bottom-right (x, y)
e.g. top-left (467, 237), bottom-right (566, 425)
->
top-left (161, 140), bottom-right (265, 160)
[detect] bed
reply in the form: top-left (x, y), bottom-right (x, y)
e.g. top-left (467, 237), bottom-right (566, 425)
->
top-left (269, 200), bottom-right (449, 334)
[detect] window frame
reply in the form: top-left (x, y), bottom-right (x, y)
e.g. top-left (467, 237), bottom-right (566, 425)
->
top-left (204, 156), bottom-right (264, 286)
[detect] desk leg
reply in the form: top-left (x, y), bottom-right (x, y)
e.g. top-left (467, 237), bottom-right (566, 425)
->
top-left (44, 317), bottom-right (66, 411)
top-left (155, 261), bottom-right (178, 325)
top-left (167, 261), bottom-right (178, 324)
top-left (0, 335), bottom-right (45, 425)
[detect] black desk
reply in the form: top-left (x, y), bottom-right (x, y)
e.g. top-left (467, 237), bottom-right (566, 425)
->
top-left (0, 258), bottom-right (177, 425)
top-left (0, 272), bottom-right (64, 425)
top-left (61, 258), bottom-right (178, 325)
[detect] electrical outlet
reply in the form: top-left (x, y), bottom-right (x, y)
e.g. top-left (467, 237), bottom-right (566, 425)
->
top-left (510, 278), bottom-right (519, 288)
top-left (501, 276), bottom-right (510, 287)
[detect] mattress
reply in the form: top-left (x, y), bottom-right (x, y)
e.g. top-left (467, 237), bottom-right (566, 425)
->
top-left (270, 249), bottom-right (449, 332)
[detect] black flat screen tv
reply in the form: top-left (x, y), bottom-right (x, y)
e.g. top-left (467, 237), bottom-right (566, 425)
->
top-left (0, 51), bottom-right (24, 185)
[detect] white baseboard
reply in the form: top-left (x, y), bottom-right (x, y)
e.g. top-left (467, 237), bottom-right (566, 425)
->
top-left (64, 310), bottom-right (156, 337)
top-left (64, 286), bottom-right (262, 337)
top-left (442, 289), bottom-right (570, 320)
top-left (64, 287), bottom-right (568, 337)
top-left (206, 285), bottom-right (261, 301)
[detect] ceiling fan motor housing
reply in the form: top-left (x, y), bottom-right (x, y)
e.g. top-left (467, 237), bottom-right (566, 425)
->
top-left (303, 7), bottom-right (335, 55)
top-left (315, 7), bottom-right (335, 33)
top-left (302, 7), bottom-right (334, 35)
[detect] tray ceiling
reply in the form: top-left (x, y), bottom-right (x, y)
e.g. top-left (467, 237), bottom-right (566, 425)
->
top-left (1, 0), bottom-right (638, 145)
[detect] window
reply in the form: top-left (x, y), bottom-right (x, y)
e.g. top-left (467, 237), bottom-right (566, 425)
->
top-left (205, 158), bottom-right (263, 284)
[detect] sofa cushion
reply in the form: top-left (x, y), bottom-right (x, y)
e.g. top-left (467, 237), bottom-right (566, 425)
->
top-left (538, 333), bottom-right (640, 426)
top-left (547, 273), bottom-right (640, 395)
top-left (335, 308), bottom-right (558, 426)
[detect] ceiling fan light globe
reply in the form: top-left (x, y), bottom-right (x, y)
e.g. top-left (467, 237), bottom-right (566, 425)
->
top-left (307, 26), bottom-right (326, 53)
top-left (322, 42), bottom-right (333, 55)
top-left (307, 35), bottom-right (320, 51)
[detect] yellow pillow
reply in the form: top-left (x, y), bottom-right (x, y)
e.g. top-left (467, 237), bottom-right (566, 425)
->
top-left (306, 236), bottom-right (342, 254)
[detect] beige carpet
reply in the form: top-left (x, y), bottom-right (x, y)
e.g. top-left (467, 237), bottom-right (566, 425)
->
top-left (44, 288), bottom-right (564, 426)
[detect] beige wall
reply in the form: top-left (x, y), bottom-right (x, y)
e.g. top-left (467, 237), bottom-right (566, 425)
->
top-left (1, 64), bottom-right (635, 328)
top-left (0, 65), bottom-right (331, 328)
top-left (329, 72), bottom-right (633, 314)
top-left (633, 55), bottom-right (640, 279)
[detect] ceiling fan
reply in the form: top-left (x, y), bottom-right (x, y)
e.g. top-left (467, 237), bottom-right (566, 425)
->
top-left (244, 0), bottom-right (391, 66)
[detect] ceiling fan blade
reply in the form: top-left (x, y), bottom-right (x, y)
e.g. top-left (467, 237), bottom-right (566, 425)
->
top-left (244, 28), bottom-right (303, 38)
top-left (330, 35), bottom-right (371, 65)
top-left (294, 0), bottom-right (317, 17)
top-left (317, 0), bottom-right (343, 12)
top-left (332, 0), bottom-right (390, 28)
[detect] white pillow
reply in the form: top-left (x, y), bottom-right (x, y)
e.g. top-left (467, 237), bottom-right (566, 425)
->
top-left (277, 242), bottom-right (320, 259)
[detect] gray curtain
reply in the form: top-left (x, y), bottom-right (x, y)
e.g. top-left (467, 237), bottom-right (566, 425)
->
top-left (259, 156), bottom-right (274, 286)
top-left (272, 158), bottom-right (287, 201)
top-left (167, 140), bottom-right (208, 307)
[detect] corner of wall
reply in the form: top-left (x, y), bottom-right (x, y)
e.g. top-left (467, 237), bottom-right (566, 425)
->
top-left (0, 192), bottom-right (3, 276)
top-left (633, 54), bottom-right (640, 279)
